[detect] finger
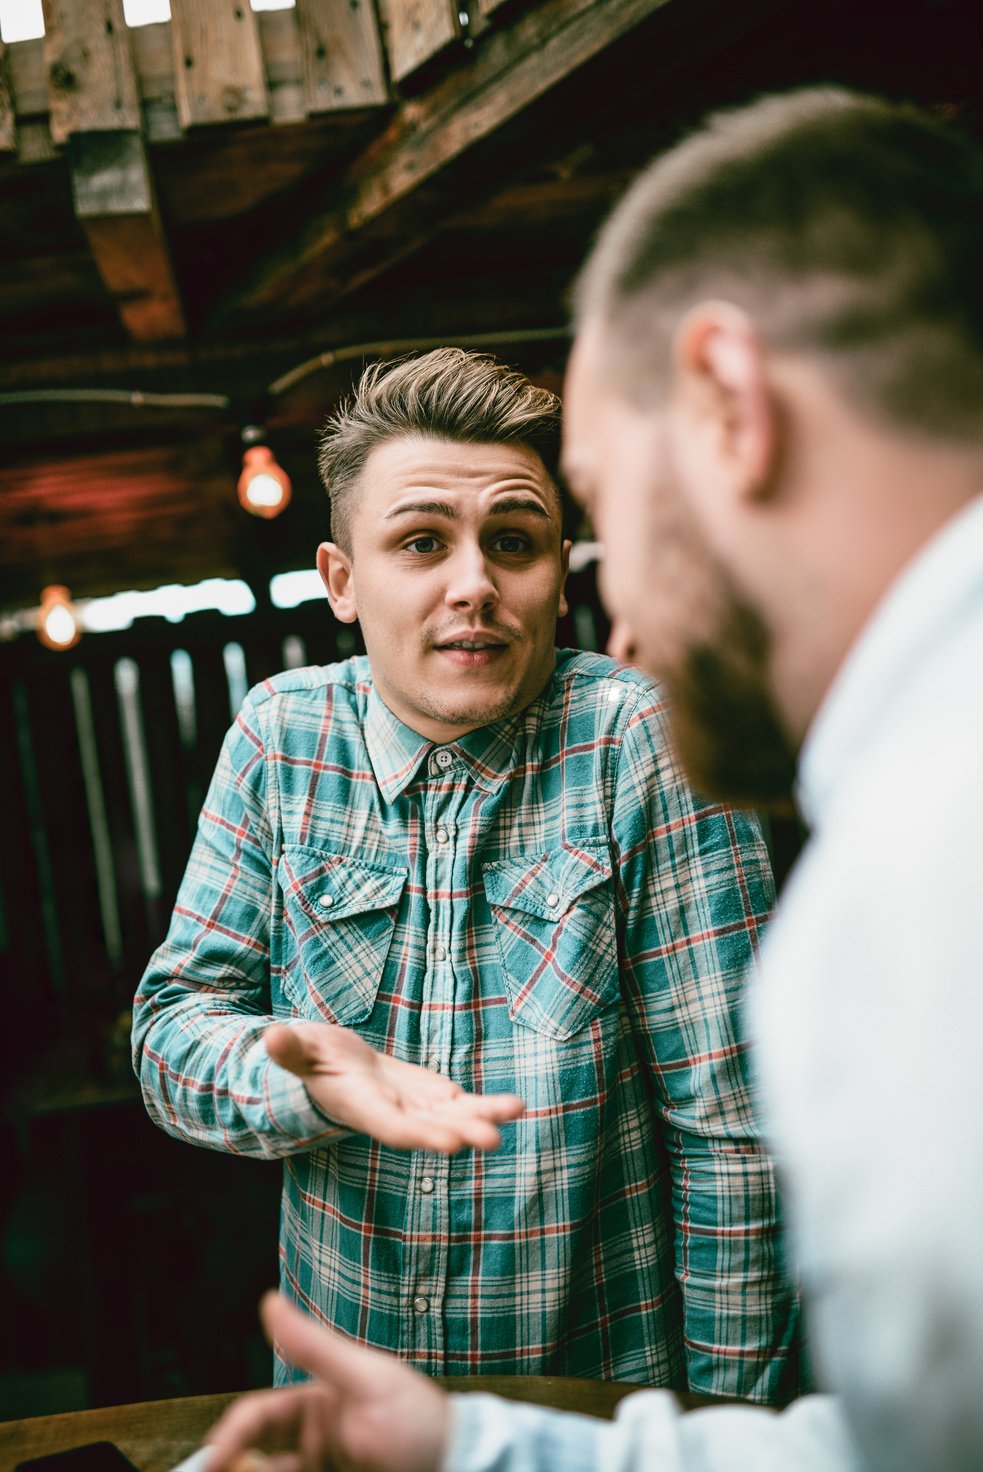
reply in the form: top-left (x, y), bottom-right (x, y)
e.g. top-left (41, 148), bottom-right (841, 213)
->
top-left (340, 1091), bottom-right (472, 1154)
top-left (456, 1091), bottom-right (525, 1123)
top-left (206, 1387), bottom-right (319, 1470)
top-left (260, 1292), bottom-right (405, 1401)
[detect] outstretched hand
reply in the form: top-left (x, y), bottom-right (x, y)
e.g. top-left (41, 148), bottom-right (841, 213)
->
top-left (206, 1291), bottom-right (450, 1472)
top-left (265, 1021), bottom-right (524, 1153)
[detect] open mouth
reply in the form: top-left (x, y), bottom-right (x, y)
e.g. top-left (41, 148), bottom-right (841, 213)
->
top-left (437, 638), bottom-right (506, 651)
top-left (434, 634), bottom-right (509, 665)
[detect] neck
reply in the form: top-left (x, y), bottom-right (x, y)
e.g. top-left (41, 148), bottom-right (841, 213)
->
top-left (758, 363), bottom-right (983, 745)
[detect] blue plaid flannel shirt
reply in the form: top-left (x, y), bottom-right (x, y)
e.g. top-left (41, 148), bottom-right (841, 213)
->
top-left (132, 649), bottom-right (798, 1398)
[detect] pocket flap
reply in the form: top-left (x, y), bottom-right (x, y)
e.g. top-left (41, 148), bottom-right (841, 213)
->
top-left (482, 841), bottom-right (612, 920)
top-left (279, 846), bottom-right (407, 922)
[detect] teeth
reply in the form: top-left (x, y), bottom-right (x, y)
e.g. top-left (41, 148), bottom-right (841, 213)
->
top-left (446, 640), bottom-right (495, 649)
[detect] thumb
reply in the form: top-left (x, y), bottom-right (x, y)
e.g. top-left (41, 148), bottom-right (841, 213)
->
top-left (260, 1291), bottom-right (393, 1397)
top-left (264, 1022), bottom-right (313, 1077)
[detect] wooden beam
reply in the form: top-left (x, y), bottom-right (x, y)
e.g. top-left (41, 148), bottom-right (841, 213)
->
top-left (208, 0), bottom-right (670, 324)
top-left (41, 0), bottom-right (140, 144)
top-left (170, 0), bottom-right (269, 129)
top-left (378, 0), bottom-right (461, 85)
top-left (295, 0), bottom-right (389, 112)
top-left (0, 42), bottom-right (16, 153)
top-left (70, 131), bottom-right (187, 343)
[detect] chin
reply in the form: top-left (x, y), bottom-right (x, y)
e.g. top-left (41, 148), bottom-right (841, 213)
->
top-left (665, 635), bottom-right (800, 813)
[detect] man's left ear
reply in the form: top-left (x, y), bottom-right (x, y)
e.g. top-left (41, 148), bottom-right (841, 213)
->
top-left (675, 302), bottom-right (777, 500)
top-left (558, 538), bottom-right (572, 618)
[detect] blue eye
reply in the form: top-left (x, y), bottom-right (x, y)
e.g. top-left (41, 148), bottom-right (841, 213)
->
top-left (406, 536), bottom-right (440, 554)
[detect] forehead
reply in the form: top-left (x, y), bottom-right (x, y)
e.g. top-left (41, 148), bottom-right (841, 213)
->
top-left (356, 434), bottom-right (559, 517)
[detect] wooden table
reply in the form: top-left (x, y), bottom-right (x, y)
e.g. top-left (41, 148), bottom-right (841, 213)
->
top-left (0, 1377), bottom-right (694, 1472)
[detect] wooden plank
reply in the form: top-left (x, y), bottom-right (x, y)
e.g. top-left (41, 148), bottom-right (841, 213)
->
top-left (170, 0), bottom-right (269, 129)
top-left (135, 645), bottom-right (194, 912)
top-left (23, 662), bottom-right (105, 999)
top-left (5, 35), bottom-right (45, 117)
top-left (0, 677), bottom-right (48, 1001)
top-left (69, 129), bottom-right (187, 342)
top-left (84, 651), bottom-right (155, 970)
top-left (257, 5), bottom-right (306, 123)
top-left (210, 0), bottom-right (669, 322)
top-left (295, 0), bottom-right (389, 112)
top-left (41, 0), bottom-right (140, 144)
top-left (378, 0), bottom-right (460, 85)
top-left (129, 18), bottom-right (182, 140)
top-left (0, 42), bottom-right (16, 152)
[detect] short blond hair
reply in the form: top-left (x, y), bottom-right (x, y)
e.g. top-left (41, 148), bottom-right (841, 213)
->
top-left (318, 347), bottom-right (562, 554)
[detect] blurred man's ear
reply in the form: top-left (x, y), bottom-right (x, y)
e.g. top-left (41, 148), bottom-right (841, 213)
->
top-left (674, 301), bottom-right (778, 502)
top-left (317, 542), bottom-right (358, 624)
top-left (606, 617), bottom-right (638, 666)
top-left (558, 538), bottom-right (572, 618)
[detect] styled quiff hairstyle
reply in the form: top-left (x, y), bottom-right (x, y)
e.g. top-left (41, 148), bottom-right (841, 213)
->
top-left (318, 346), bottom-right (563, 555)
top-left (574, 87), bottom-right (983, 439)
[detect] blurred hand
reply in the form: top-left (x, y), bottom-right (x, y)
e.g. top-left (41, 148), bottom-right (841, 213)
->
top-left (207, 1292), bottom-right (450, 1472)
top-left (265, 1021), bottom-right (524, 1153)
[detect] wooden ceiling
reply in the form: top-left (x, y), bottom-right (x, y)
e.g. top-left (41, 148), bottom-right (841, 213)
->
top-left (2, 0), bottom-right (981, 619)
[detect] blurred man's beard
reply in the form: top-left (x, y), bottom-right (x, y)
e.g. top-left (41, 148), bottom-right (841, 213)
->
top-left (666, 596), bottom-right (799, 812)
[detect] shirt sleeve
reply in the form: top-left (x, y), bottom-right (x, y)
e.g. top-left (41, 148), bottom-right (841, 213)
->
top-left (610, 690), bottom-right (800, 1404)
top-left (131, 690), bottom-right (343, 1158)
top-left (445, 1390), bottom-right (859, 1472)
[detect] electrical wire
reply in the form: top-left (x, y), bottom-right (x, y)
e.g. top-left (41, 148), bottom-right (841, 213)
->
top-left (266, 326), bottom-right (570, 398)
top-left (0, 326), bottom-right (570, 412)
top-left (0, 388), bottom-right (231, 409)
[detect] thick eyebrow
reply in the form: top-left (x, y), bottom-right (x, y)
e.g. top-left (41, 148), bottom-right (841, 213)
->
top-left (384, 499), bottom-right (457, 521)
top-left (383, 495), bottom-right (554, 522)
top-left (487, 496), bottom-right (553, 521)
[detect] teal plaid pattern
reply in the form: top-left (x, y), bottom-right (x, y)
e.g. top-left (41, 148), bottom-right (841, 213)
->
top-left (133, 650), bottom-right (798, 1399)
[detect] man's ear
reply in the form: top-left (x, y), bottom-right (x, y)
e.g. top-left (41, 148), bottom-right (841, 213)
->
top-left (558, 538), bottom-right (572, 618)
top-left (674, 301), bottom-right (777, 500)
top-left (317, 542), bottom-right (358, 624)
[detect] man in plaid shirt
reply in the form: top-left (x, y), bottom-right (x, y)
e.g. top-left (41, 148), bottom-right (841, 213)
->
top-left (133, 348), bottom-right (797, 1399)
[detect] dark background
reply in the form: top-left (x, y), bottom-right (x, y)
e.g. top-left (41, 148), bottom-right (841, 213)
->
top-left (0, 0), bottom-right (976, 1419)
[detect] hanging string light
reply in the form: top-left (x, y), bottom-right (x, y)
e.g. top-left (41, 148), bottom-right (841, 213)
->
top-left (237, 425), bottom-right (292, 519)
top-left (37, 584), bottom-right (82, 650)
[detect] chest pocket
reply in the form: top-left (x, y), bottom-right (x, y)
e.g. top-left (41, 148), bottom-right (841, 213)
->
top-left (276, 846), bottom-right (407, 1025)
top-left (482, 842), bottom-right (618, 1040)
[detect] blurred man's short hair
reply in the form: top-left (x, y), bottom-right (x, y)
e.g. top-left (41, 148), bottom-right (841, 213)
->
top-left (574, 87), bottom-right (983, 440)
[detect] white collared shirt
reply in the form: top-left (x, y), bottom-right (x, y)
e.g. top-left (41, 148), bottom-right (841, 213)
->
top-left (448, 493), bottom-right (983, 1472)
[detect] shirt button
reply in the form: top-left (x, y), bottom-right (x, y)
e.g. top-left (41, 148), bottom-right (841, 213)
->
top-left (419, 1176), bottom-right (435, 1194)
top-left (413, 1295), bottom-right (430, 1314)
top-left (546, 891), bottom-right (560, 908)
top-left (427, 1055), bottom-right (441, 1073)
top-left (435, 749), bottom-right (453, 768)
top-left (436, 827), bottom-right (449, 844)
top-left (317, 894), bottom-right (334, 909)
top-left (434, 945), bottom-right (447, 961)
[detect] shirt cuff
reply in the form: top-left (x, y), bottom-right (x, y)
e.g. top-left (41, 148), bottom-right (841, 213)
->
top-left (444, 1391), bottom-right (858, 1472)
top-left (250, 1026), bottom-right (352, 1148)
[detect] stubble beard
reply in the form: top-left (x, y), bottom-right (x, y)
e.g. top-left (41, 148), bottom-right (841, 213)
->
top-left (665, 593), bottom-right (800, 812)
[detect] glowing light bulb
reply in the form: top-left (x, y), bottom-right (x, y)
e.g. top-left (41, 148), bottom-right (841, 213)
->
top-left (37, 585), bottom-right (82, 650)
top-left (237, 444), bottom-right (292, 519)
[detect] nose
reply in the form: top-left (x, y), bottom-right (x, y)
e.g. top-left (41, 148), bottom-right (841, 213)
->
top-left (443, 543), bottom-right (499, 611)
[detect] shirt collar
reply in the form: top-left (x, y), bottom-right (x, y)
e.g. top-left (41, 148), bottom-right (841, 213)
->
top-left (363, 685), bottom-right (533, 802)
top-left (797, 492), bottom-right (983, 829)
top-left (364, 689), bottom-right (434, 801)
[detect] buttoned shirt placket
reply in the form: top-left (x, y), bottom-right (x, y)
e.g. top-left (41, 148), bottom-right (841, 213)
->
top-left (403, 742), bottom-right (465, 1363)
